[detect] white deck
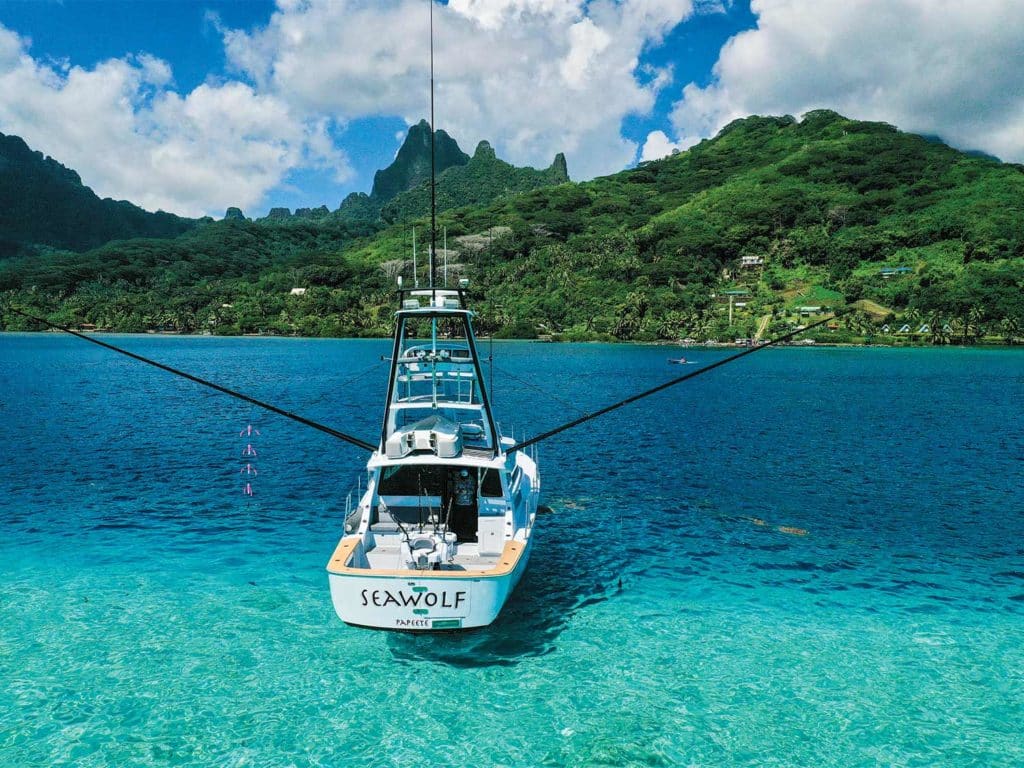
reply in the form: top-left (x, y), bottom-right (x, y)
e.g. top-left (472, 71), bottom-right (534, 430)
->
top-left (364, 535), bottom-right (501, 571)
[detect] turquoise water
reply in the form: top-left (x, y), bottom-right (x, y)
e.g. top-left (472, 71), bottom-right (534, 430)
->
top-left (1, 334), bottom-right (1022, 767)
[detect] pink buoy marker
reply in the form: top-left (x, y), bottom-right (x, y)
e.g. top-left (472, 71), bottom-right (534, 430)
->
top-left (239, 423), bottom-right (259, 498)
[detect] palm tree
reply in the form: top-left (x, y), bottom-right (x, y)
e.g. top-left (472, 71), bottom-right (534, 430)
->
top-left (966, 306), bottom-right (985, 344)
top-left (690, 310), bottom-right (713, 342)
top-left (949, 316), bottom-right (967, 345)
top-left (846, 310), bottom-right (874, 337)
top-left (928, 312), bottom-right (949, 345)
top-left (614, 291), bottom-right (648, 339)
top-left (999, 317), bottom-right (1020, 345)
top-left (903, 307), bottom-right (922, 331)
top-left (655, 311), bottom-right (685, 340)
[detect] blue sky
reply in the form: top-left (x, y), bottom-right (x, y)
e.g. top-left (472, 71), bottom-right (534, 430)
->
top-left (0, 1), bottom-right (1019, 218)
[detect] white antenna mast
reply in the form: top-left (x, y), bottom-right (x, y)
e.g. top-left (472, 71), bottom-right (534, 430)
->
top-left (428, 0), bottom-right (437, 292)
top-left (412, 227), bottom-right (419, 288)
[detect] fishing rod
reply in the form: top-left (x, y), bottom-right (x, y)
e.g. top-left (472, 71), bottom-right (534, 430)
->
top-left (508, 311), bottom-right (846, 454)
top-left (9, 307), bottom-right (377, 452)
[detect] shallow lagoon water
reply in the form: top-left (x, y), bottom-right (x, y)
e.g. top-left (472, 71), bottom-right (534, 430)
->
top-left (1, 334), bottom-right (1022, 767)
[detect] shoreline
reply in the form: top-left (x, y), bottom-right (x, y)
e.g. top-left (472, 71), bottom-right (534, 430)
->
top-left (2, 329), bottom-right (1019, 349)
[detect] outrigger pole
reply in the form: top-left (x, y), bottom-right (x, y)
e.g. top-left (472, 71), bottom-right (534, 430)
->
top-left (507, 311), bottom-right (847, 454)
top-left (9, 308), bottom-right (377, 452)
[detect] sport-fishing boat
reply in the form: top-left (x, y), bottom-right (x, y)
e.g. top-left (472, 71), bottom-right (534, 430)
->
top-left (322, 0), bottom-right (539, 631)
top-left (326, 282), bottom-right (540, 630)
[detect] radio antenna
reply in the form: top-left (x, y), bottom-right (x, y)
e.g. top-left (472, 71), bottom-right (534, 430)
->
top-left (428, 0), bottom-right (437, 291)
top-left (412, 226), bottom-right (419, 287)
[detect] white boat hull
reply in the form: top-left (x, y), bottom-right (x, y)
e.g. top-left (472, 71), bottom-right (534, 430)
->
top-left (327, 535), bottom-right (533, 631)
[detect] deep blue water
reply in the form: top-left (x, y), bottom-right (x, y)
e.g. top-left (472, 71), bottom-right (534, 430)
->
top-left (1, 334), bottom-right (1022, 767)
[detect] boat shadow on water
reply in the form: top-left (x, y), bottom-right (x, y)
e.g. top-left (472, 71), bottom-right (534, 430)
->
top-left (386, 501), bottom-right (624, 667)
top-left (384, 494), bottom-right (839, 667)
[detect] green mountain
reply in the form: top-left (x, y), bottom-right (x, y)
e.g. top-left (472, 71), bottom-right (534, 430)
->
top-left (2, 110), bottom-right (1022, 343)
top-left (332, 110), bottom-right (1023, 342)
top-left (331, 119), bottom-right (469, 224)
top-left (332, 192), bottom-right (381, 224)
top-left (0, 132), bottom-right (196, 258)
top-left (381, 140), bottom-right (569, 223)
top-left (332, 120), bottom-right (568, 225)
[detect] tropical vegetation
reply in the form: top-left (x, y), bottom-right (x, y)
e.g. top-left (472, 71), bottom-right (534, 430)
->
top-left (2, 110), bottom-right (1022, 344)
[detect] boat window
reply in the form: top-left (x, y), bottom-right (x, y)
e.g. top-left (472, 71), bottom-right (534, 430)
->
top-left (480, 469), bottom-right (503, 497)
top-left (378, 465), bottom-right (445, 496)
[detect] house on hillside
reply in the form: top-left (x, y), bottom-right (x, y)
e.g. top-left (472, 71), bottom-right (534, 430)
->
top-left (716, 289), bottom-right (750, 303)
top-left (879, 267), bottom-right (913, 278)
top-left (740, 255), bottom-right (764, 268)
top-left (289, 288), bottom-right (308, 296)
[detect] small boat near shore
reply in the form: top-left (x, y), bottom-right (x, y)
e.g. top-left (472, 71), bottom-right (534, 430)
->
top-left (668, 357), bottom-right (697, 364)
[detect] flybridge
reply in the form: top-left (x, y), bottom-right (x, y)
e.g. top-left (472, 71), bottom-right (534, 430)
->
top-left (381, 281), bottom-right (499, 461)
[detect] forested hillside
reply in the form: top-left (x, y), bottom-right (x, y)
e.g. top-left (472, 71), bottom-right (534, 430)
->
top-left (2, 110), bottom-right (1022, 343)
top-left (0, 133), bottom-right (197, 258)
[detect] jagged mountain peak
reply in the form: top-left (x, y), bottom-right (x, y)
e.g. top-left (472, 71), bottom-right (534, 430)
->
top-left (369, 121), bottom-right (470, 204)
top-left (473, 140), bottom-right (496, 159)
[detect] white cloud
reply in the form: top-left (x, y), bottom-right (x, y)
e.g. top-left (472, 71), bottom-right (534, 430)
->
top-left (0, 24), bottom-right (25, 67)
top-left (640, 129), bottom-right (686, 161)
top-left (560, 19), bottom-right (612, 90)
top-left (668, 0), bottom-right (1024, 162)
top-left (0, 23), bottom-right (349, 217)
top-left (0, 0), bottom-right (704, 216)
top-left (449, 0), bottom-right (583, 30)
top-left (223, 0), bottom-right (696, 180)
